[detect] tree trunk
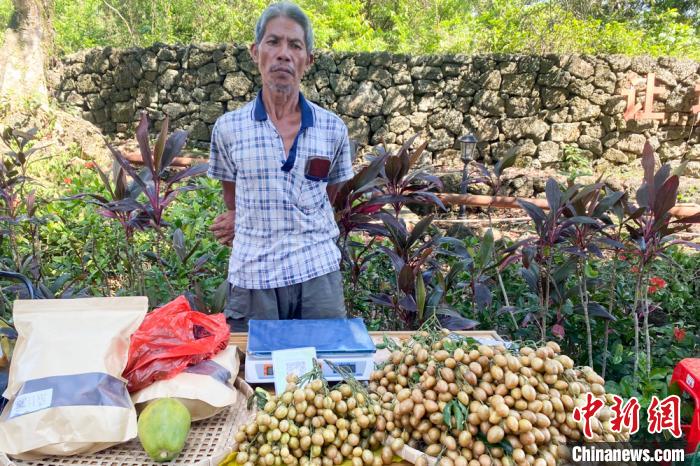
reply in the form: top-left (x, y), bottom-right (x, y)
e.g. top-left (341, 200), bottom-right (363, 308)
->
top-left (0, 0), bottom-right (54, 107)
top-left (0, 0), bottom-right (113, 169)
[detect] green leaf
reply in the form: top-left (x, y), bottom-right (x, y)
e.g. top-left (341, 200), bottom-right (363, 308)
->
top-left (620, 376), bottom-right (639, 398)
top-left (453, 402), bottom-right (465, 431)
top-left (494, 150), bottom-right (517, 177)
top-left (172, 228), bottom-right (187, 261)
top-left (443, 402), bottom-right (453, 429)
top-left (499, 440), bottom-right (514, 455)
top-left (478, 228), bottom-right (494, 268)
top-left (545, 178), bottom-right (562, 211)
top-left (416, 271), bottom-right (426, 322)
top-left (584, 262), bottom-right (598, 278)
top-left (211, 280), bottom-right (229, 313)
top-left (135, 112), bottom-right (153, 172)
top-left (573, 302), bottom-right (616, 320)
top-left (462, 336), bottom-right (479, 348)
top-left (153, 116), bottom-right (169, 173)
top-left (407, 214), bottom-right (434, 250)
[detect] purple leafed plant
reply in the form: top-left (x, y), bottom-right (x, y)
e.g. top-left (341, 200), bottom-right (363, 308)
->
top-left (334, 135), bottom-right (477, 330)
top-left (621, 142), bottom-right (700, 376)
top-left (76, 112), bottom-right (208, 295)
top-left (110, 112), bottom-right (207, 231)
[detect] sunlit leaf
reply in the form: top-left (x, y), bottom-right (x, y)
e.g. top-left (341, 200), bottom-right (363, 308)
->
top-left (494, 150), bottom-right (517, 177)
top-left (172, 228), bottom-right (186, 261)
top-left (652, 175), bottom-right (678, 220)
top-left (416, 270), bottom-right (426, 321)
top-left (160, 129), bottom-right (188, 173)
top-left (135, 112), bottom-right (153, 172)
top-left (545, 178), bottom-right (562, 211)
top-left (436, 308), bottom-right (479, 330)
top-left (153, 116), bottom-right (169, 174)
top-left (407, 214), bottom-right (434, 249)
top-left (574, 302), bottom-right (616, 320)
top-left (478, 228), bottom-right (494, 268)
top-left (641, 142), bottom-right (656, 207)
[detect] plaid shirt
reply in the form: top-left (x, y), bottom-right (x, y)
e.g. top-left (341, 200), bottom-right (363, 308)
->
top-left (207, 91), bottom-right (354, 289)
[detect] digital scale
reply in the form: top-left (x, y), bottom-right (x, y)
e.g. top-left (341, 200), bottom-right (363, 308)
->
top-left (244, 318), bottom-right (376, 384)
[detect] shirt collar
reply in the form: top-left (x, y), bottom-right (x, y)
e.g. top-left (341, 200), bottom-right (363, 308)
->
top-left (253, 90), bottom-right (314, 129)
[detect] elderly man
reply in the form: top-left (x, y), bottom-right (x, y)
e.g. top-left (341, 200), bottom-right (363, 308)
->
top-left (207, 2), bottom-right (354, 332)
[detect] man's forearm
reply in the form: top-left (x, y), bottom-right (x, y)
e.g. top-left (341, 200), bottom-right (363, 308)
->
top-left (222, 181), bottom-right (236, 210)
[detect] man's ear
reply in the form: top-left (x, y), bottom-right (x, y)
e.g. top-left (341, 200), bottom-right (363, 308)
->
top-left (306, 52), bottom-right (314, 72)
top-left (249, 42), bottom-right (258, 63)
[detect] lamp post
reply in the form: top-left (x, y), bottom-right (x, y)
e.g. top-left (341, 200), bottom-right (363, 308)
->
top-left (458, 134), bottom-right (477, 218)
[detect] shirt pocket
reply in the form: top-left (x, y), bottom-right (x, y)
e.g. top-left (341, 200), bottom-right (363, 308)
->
top-left (294, 175), bottom-right (327, 214)
top-left (291, 146), bottom-right (333, 213)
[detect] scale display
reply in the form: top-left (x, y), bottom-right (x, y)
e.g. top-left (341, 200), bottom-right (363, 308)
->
top-left (246, 356), bottom-right (374, 383)
top-left (245, 318), bottom-right (377, 384)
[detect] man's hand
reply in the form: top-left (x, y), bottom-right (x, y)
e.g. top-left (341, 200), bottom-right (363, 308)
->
top-left (210, 210), bottom-right (235, 245)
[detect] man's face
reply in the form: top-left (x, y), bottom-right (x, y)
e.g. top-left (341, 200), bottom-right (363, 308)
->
top-left (250, 16), bottom-right (313, 94)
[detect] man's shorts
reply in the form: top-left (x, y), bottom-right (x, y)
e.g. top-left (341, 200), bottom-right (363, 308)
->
top-left (224, 270), bottom-right (346, 332)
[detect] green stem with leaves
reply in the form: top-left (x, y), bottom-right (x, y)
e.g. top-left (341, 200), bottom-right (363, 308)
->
top-left (7, 226), bottom-right (22, 272)
top-left (154, 227), bottom-right (176, 298)
top-left (120, 226), bottom-right (144, 295)
top-left (643, 274), bottom-right (651, 375)
top-left (577, 261), bottom-right (594, 368)
top-left (631, 269), bottom-right (645, 380)
top-left (602, 262), bottom-right (617, 378)
top-left (486, 208), bottom-right (517, 331)
top-left (127, 240), bottom-right (144, 295)
top-left (541, 253), bottom-right (553, 342)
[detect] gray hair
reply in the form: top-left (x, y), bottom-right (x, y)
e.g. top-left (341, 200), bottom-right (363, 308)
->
top-left (255, 2), bottom-right (314, 53)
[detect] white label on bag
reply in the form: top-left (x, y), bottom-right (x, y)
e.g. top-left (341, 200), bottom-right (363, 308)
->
top-left (10, 388), bottom-right (53, 417)
top-left (687, 374), bottom-right (696, 389)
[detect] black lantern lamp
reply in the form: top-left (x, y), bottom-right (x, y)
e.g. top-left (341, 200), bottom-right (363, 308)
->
top-left (458, 134), bottom-right (477, 164)
top-left (458, 134), bottom-right (477, 218)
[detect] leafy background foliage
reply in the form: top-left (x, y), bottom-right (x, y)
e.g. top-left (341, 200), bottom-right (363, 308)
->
top-left (0, 97), bottom-right (698, 442)
top-left (0, 0), bottom-right (698, 58)
top-left (0, 0), bottom-right (699, 444)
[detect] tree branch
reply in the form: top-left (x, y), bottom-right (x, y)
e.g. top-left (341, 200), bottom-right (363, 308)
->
top-left (101, 0), bottom-right (134, 42)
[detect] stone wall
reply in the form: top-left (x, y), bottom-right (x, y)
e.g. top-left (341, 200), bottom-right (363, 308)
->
top-left (55, 44), bottom-right (700, 185)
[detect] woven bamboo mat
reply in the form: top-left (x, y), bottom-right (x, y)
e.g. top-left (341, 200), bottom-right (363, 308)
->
top-left (0, 377), bottom-right (255, 466)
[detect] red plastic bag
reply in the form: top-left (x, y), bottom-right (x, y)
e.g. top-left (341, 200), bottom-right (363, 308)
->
top-left (123, 295), bottom-right (229, 392)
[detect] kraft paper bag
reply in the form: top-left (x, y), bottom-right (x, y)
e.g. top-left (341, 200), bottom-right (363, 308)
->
top-left (0, 297), bottom-right (148, 459)
top-left (131, 345), bottom-right (240, 421)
